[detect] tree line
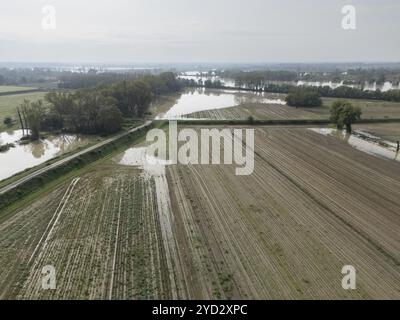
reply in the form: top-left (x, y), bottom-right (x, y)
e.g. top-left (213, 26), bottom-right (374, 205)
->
top-left (285, 88), bottom-right (322, 107)
top-left (17, 72), bottom-right (182, 140)
top-left (180, 74), bottom-right (400, 103)
top-left (264, 84), bottom-right (400, 102)
top-left (220, 68), bottom-right (400, 86)
top-left (227, 71), bottom-right (298, 90)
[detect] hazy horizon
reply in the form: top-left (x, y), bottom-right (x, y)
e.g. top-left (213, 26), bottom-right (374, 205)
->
top-left (1, 0), bottom-right (399, 64)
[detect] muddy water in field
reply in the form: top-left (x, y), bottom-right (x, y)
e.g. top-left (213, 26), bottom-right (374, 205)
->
top-left (158, 88), bottom-right (286, 119)
top-left (117, 146), bottom-right (174, 219)
top-left (118, 147), bottom-right (173, 178)
top-left (310, 128), bottom-right (400, 162)
top-left (117, 146), bottom-right (179, 296)
top-left (0, 133), bottom-right (90, 181)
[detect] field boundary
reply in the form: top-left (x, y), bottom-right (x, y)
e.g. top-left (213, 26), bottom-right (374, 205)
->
top-left (0, 122), bottom-right (153, 212)
top-left (193, 85), bottom-right (400, 103)
top-left (160, 118), bottom-right (400, 126)
top-left (0, 89), bottom-right (43, 96)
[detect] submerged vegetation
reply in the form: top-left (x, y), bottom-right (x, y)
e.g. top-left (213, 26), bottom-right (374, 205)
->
top-left (0, 143), bottom-right (15, 152)
top-left (220, 67), bottom-right (400, 87)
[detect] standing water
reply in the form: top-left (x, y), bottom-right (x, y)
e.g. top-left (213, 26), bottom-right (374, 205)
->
top-left (310, 128), bottom-right (400, 162)
top-left (158, 88), bottom-right (286, 119)
top-left (0, 132), bottom-right (90, 181)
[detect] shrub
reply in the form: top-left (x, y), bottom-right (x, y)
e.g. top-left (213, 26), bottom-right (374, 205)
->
top-left (285, 87), bottom-right (322, 107)
top-left (3, 117), bottom-right (13, 127)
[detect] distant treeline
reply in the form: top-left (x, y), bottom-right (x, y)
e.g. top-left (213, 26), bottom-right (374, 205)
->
top-left (58, 71), bottom-right (141, 89)
top-left (262, 83), bottom-right (400, 102)
top-left (0, 67), bottom-right (156, 87)
top-left (224, 70), bottom-right (299, 88)
top-left (18, 72), bottom-right (182, 139)
top-left (0, 68), bottom-right (59, 85)
top-left (218, 68), bottom-right (400, 85)
top-left (184, 77), bottom-right (400, 103)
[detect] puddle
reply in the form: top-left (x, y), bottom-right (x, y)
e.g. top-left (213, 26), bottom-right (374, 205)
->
top-left (310, 128), bottom-right (400, 162)
top-left (0, 133), bottom-right (90, 181)
top-left (118, 146), bottom-right (173, 178)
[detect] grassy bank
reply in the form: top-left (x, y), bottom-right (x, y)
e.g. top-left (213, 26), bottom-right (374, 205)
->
top-left (0, 85), bottom-right (38, 94)
top-left (0, 92), bottom-right (48, 131)
top-left (0, 123), bottom-right (153, 213)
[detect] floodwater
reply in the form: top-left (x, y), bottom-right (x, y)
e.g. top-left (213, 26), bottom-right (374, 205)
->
top-left (0, 129), bottom-right (26, 145)
top-left (117, 145), bottom-right (176, 263)
top-left (118, 146), bottom-right (172, 178)
top-left (0, 132), bottom-right (90, 181)
top-left (178, 71), bottom-right (236, 87)
top-left (158, 88), bottom-right (286, 119)
top-left (297, 80), bottom-right (400, 92)
top-left (310, 128), bottom-right (399, 162)
top-left (180, 72), bottom-right (400, 92)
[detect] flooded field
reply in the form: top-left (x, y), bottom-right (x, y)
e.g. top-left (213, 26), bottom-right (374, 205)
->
top-left (297, 80), bottom-right (400, 92)
top-left (0, 131), bottom-right (91, 181)
top-left (179, 73), bottom-right (400, 92)
top-left (310, 128), bottom-right (399, 162)
top-left (183, 94), bottom-right (400, 121)
top-left (354, 123), bottom-right (400, 143)
top-left (2, 126), bottom-right (399, 299)
top-left (0, 167), bottom-right (175, 299)
top-left (157, 88), bottom-right (286, 119)
top-left (0, 129), bottom-right (26, 145)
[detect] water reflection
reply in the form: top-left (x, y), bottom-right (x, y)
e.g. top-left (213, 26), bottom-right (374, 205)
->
top-left (158, 88), bottom-right (286, 119)
top-left (299, 80), bottom-right (400, 92)
top-left (0, 133), bottom-right (90, 181)
top-left (0, 129), bottom-right (26, 145)
top-left (118, 146), bottom-right (172, 178)
top-left (178, 72), bottom-right (236, 87)
top-left (310, 128), bottom-right (400, 162)
top-left (31, 141), bottom-right (46, 159)
top-left (180, 72), bottom-right (400, 93)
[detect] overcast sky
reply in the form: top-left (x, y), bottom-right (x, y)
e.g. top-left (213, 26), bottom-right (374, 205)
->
top-left (0, 0), bottom-right (399, 64)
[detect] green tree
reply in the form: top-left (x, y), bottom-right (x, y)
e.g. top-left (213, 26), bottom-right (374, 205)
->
top-left (22, 100), bottom-right (46, 140)
top-left (107, 80), bottom-right (152, 117)
top-left (330, 100), bottom-right (362, 133)
top-left (96, 104), bottom-right (123, 134)
top-left (285, 87), bottom-right (322, 107)
top-left (45, 91), bottom-right (75, 130)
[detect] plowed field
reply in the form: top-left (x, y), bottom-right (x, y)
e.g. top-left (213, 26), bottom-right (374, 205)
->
top-left (1, 127), bottom-right (399, 299)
